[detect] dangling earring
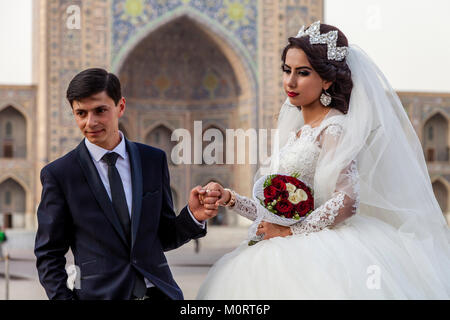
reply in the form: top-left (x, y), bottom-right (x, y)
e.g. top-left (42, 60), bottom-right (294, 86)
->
top-left (320, 89), bottom-right (332, 106)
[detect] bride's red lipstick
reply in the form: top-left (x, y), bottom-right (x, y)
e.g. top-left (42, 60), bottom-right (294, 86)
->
top-left (288, 92), bottom-right (299, 97)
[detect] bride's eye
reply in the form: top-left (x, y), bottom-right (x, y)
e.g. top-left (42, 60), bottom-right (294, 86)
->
top-left (282, 67), bottom-right (291, 74)
top-left (298, 71), bottom-right (310, 76)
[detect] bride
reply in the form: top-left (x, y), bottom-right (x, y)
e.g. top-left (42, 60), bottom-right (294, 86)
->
top-left (196, 21), bottom-right (450, 299)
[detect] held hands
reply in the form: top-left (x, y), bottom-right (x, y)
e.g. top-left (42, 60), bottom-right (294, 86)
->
top-left (188, 182), bottom-right (231, 222)
top-left (201, 182), bottom-right (231, 207)
top-left (189, 182), bottom-right (293, 239)
top-left (188, 186), bottom-right (221, 222)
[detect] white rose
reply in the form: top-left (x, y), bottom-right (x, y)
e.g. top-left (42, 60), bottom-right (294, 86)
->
top-left (286, 183), bottom-right (296, 193)
top-left (289, 189), bottom-right (308, 204)
top-left (297, 189), bottom-right (308, 201)
top-left (288, 193), bottom-right (301, 204)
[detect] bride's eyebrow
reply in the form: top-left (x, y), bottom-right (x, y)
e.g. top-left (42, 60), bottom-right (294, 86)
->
top-left (295, 66), bottom-right (312, 71)
top-left (282, 64), bottom-right (312, 71)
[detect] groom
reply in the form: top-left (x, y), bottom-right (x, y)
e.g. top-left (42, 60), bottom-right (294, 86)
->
top-left (34, 68), bottom-right (221, 300)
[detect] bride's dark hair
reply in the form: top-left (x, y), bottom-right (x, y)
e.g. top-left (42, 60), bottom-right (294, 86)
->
top-left (281, 24), bottom-right (353, 114)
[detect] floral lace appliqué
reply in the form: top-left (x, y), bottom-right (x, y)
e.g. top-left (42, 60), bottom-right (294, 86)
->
top-left (290, 192), bottom-right (346, 235)
top-left (231, 120), bottom-right (360, 236)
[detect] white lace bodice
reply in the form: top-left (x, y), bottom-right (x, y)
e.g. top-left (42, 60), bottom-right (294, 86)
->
top-left (277, 125), bottom-right (322, 188)
top-left (232, 117), bottom-right (360, 236)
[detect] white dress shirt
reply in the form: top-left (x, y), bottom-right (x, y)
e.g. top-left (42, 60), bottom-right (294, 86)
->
top-left (84, 131), bottom-right (205, 288)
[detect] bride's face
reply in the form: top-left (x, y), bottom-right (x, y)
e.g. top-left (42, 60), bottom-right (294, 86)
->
top-left (282, 48), bottom-right (331, 107)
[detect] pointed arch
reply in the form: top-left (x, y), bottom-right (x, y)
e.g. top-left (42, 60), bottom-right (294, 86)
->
top-left (145, 124), bottom-right (177, 165)
top-left (0, 176), bottom-right (27, 228)
top-left (111, 8), bottom-right (258, 127)
top-left (0, 101), bottom-right (30, 120)
top-left (423, 111), bottom-right (449, 162)
top-left (112, 8), bottom-right (256, 90)
top-left (144, 121), bottom-right (177, 139)
top-left (0, 173), bottom-right (31, 196)
top-left (423, 110), bottom-right (450, 125)
top-left (431, 176), bottom-right (449, 214)
top-left (0, 104), bottom-right (27, 158)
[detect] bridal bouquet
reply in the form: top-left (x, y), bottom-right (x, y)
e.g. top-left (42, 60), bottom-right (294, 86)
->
top-left (249, 173), bottom-right (314, 245)
top-left (259, 173), bottom-right (314, 220)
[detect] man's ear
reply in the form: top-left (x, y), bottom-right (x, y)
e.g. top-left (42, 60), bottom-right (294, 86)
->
top-left (118, 97), bottom-right (126, 117)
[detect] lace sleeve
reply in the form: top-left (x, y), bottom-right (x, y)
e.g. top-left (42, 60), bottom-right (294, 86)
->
top-left (290, 124), bottom-right (360, 235)
top-left (231, 193), bottom-right (258, 221)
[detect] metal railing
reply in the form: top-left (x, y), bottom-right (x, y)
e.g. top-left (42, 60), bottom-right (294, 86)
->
top-left (0, 246), bottom-right (10, 300)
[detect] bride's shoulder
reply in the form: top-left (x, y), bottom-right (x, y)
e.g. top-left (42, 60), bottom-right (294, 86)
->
top-left (318, 109), bottom-right (346, 135)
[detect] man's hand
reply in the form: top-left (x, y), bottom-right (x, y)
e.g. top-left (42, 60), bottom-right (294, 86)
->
top-left (201, 182), bottom-right (231, 207)
top-left (256, 221), bottom-right (293, 240)
top-left (188, 186), bottom-right (221, 221)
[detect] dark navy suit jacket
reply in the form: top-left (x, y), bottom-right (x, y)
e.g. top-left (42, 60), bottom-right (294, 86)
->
top-left (34, 138), bottom-right (206, 300)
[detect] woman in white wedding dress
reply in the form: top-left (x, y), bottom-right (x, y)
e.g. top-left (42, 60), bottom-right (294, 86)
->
top-left (196, 22), bottom-right (450, 300)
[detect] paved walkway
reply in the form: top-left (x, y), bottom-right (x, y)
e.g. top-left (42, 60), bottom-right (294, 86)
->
top-left (0, 226), bottom-right (248, 300)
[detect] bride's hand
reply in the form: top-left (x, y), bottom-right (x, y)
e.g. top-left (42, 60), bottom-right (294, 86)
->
top-left (201, 182), bottom-right (231, 208)
top-left (256, 221), bottom-right (293, 240)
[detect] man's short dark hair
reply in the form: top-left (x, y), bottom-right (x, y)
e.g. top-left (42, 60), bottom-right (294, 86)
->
top-left (66, 68), bottom-right (122, 107)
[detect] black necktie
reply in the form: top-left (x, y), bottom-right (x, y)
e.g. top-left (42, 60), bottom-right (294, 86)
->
top-left (102, 152), bottom-right (131, 244)
top-left (102, 152), bottom-right (147, 298)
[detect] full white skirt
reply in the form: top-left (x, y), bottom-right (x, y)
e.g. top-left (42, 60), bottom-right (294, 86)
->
top-left (197, 214), bottom-right (450, 299)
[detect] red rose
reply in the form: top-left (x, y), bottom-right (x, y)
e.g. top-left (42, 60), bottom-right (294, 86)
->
top-left (283, 210), bottom-right (294, 218)
top-left (296, 201), bottom-right (311, 217)
top-left (286, 176), bottom-right (306, 189)
top-left (285, 176), bottom-right (298, 185)
top-left (279, 190), bottom-right (289, 199)
top-left (298, 182), bottom-right (308, 190)
top-left (264, 186), bottom-right (279, 201)
top-left (307, 195), bottom-right (314, 207)
top-left (271, 177), bottom-right (287, 192)
top-left (275, 199), bottom-right (294, 214)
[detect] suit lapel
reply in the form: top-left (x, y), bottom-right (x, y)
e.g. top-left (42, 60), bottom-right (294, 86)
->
top-left (126, 139), bottom-right (143, 248)
top-left (76, 140), bottom-right (130, 248)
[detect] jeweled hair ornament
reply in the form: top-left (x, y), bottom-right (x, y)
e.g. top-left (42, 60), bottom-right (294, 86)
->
top-left (296, 21), bottom-right (349, 61)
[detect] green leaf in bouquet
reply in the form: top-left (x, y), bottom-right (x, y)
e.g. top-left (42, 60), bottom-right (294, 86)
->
top-left (248, 240), bottom-right (259, 246)
top-left (263, 174), bottom-right (278, 188)
top-left (292, 172), bottom-right (300, 179)
top-left (258, 198), bottom-right (265, 206)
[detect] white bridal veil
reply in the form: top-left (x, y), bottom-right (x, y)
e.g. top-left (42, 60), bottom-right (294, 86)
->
top-left (260, 45), bottom-right (450, 288)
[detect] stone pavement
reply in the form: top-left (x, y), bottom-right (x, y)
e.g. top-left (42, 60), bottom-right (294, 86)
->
top-left (0, 226), bottom-right (249, 300)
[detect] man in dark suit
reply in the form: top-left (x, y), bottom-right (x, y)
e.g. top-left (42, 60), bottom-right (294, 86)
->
top-left (34, 68), bottom-right (220, 300)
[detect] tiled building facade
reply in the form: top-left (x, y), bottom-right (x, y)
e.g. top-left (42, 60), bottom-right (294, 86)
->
top-left (0, 0), bottom-right (449, 229)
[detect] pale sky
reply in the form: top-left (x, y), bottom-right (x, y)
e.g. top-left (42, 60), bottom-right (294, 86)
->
top-left (325, 0), bottom-right (450, 93)
top-left (0, 0), bottom-right (32, 85)
top-left (0, 0), bottom-right (449, 93)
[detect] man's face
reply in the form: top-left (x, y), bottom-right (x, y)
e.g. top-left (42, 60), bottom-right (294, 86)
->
top-left (72, 91), bottom-right (125, 150)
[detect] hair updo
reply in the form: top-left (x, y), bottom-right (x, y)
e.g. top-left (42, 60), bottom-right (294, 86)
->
top-left (281, 24), bottom-right (353, 114)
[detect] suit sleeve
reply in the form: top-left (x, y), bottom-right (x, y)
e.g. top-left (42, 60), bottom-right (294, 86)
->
top-left (34, 166), bottom-right (74, 300)
top-left (157, 152), bottom-right (206, 251)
